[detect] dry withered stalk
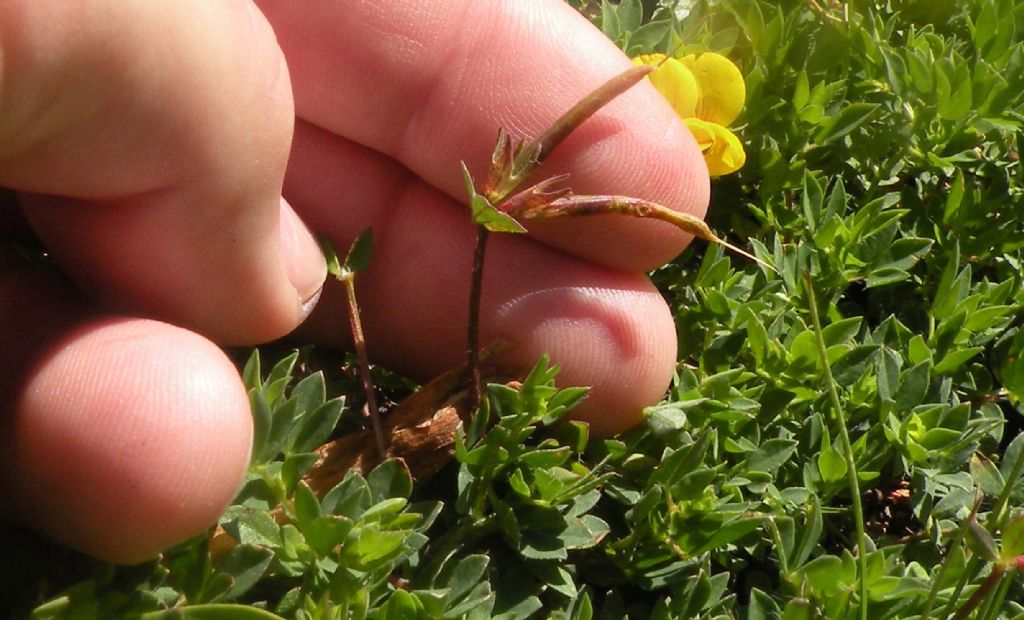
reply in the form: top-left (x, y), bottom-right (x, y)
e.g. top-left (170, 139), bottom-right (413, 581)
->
top-left (341, 270), bottom-right (386, 457)
top-left (510, 194), bottom-right (775, 271)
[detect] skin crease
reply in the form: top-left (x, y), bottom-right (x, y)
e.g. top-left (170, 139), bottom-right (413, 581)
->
top-left (0, 0), bottom-right (709, 564)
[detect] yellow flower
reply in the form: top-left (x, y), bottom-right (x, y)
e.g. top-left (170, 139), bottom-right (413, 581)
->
top-left (633, 52), bottom-right (747, 177)
top-left (685, 118), bottom-right (746, 178)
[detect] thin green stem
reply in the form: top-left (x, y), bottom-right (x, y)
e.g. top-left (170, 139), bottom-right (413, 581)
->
top-left (343, 275), bottom-right (386, 458)
top-left (804, 270), bottom-right (868, 620)
top-left (940, 556), bottom-right (984, 620)
top-left (921, 517), bottom-right (971, 619)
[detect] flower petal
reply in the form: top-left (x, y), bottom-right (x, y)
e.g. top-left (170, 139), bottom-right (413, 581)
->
top-left (684, 118), bottom-right (746, 177)
top-left (681, 52), bottom-right (746, 126)
top-left (632, 53), bottom-right (699, 119)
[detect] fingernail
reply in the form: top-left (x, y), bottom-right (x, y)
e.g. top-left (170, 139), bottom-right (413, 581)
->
top-left (279, 198), bottom-right (327, 318)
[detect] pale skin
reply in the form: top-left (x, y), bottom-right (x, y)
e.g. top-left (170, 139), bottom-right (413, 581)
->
top-left (0, 0), bottom-right (709, 564)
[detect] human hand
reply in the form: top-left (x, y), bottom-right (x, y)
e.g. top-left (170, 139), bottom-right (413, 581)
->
top-left (0, 0), bottom-right (708, 564)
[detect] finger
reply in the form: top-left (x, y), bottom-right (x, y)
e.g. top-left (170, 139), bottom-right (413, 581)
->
top-left (0, 251), bottom-right (252, 564)
top-left (0, 0), bottom-right (325, 345)
top-left (256, 0), bottom-right (709, 272)
top-left (287, 122), bottom-right (676, 436)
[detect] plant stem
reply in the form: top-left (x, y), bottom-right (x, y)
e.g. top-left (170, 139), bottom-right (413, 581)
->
top-left (513, 195), bottom-right (774, 271)
top-left (343, 274), bottom-right (386, 458)
top-left (951, 564), bottom-right (1005, 620)
top-left (528, 64), bottom-right (655, 165)
top-left (467, 226), bottom-right (490, 414)
top-left (977, 570), bottom-right (1013, 620)
top-left (804, 269), bottom-right (868, 620)
top-left (921, 517), bottom-right (971, 619)
top-left (940, 556), bottom-right (984, 620)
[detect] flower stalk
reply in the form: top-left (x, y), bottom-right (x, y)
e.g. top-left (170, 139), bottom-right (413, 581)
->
top-left (322, 232), bottom-right (387, 458)
top-left (462, 50), bottom-right (758, 410)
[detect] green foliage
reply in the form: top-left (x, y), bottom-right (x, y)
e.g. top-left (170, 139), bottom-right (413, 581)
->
top-left (18, 0), bottom-right (1024, 618)
top-left (460, 162), bottom-right (528, 234)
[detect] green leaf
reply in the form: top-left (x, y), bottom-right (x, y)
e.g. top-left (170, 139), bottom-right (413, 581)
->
top-left (248, 389), bottom-right (273, 466)
top-left (288, 398), bottom-right (344, 454)
top-left (801, 171), bottom-right (824, 231)
top-left (221, 506), bottom-right (280, 548)
top-left (972, 1), bottom-right (999, 53)
top-left (895, 361), bottom-right (931, 411)
top-left (791, 495), bottom-right (823, 570)
top-left (935, 60), bottom-right (972, 120)
top-left (265, 352), bottom-right (299, 393)
top-left (1001, 331), bottom-right (1024, 400)
top-left (617, 0), bottom-right (642, 32)
top-left (440, 554), bottom-right (490, 603)
top-left (970, 452), bottom-right (1006, 496)
top-left (967, 516), bottom-right (1000, 562)
top-left (599, 0), bottom-right (621, 41)
top-left (218, 545), bottom-right (275, 600)
top-left (748, 587), bottom-right (780, 619)
top-left (747, 438), bottom-right (799, 474)
top-left (1000, 515), bottom-right (1024, 563)
top-left (342, 228), bottom-right (373, 275)
top-left (692, 515), bottom-right (764, 554)
top-left (934, 347), bottom-right (983, 374)
top-left (794, 555), bottom-right (844, 597)
top-left (560, 515), bottom-right (610, 550)
top-left (292, 481), bottom-right (320, 526)
top-left (645, 398), bottom-right (708, 435)
top-left (569, 591), bottom-right (593, 620)
top-left (818, 445), bottom-right (847, 483)
top-left (321, 236), bottom-right (342, 279)
top-left (519, 531), bottom-right (568, 560)
top-left (141, 605), bottom-right (286, 620)
top-left (943, 169), bottom-right (966, 222)
top-left (830, 345), bottom-right (880, 385)
top-left (321, 469), bottom-right (371, 517)
top-left (781, 598), bottom-right (813, 620)
top-left (380, 589), bottom-right (422, 620)
top-left (460, 162), bottom-right (527, 233)
top-left (259, 397), bottom-right (299, 463)
top-left (368, 459), bottom-right (414, 503)
top-left (281, 452), bottom-right (318, 496)
top-left (303, 515), bottom-right (353, 557)
top-left (1000, 433), bottom-right (1024, 499)
top-left (346, 527), bottom-right (408, 566)
top-left (241, 349), bottom-right (261, 390)
top-left (821, 317), bottom-right (862, 346)
top-left (814, 103), bottom-right (878, 144)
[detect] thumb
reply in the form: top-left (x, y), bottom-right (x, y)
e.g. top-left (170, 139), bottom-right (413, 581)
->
top-left (0, 0), bottom-right (326, 344)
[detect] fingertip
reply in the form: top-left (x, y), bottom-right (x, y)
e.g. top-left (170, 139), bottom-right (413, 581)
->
top-left (280, 198), bottom-right (328, 319)
top-left (6, 318), bottom-right (252, 564)
top-left (490, 278), bottom-right (677, 437)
